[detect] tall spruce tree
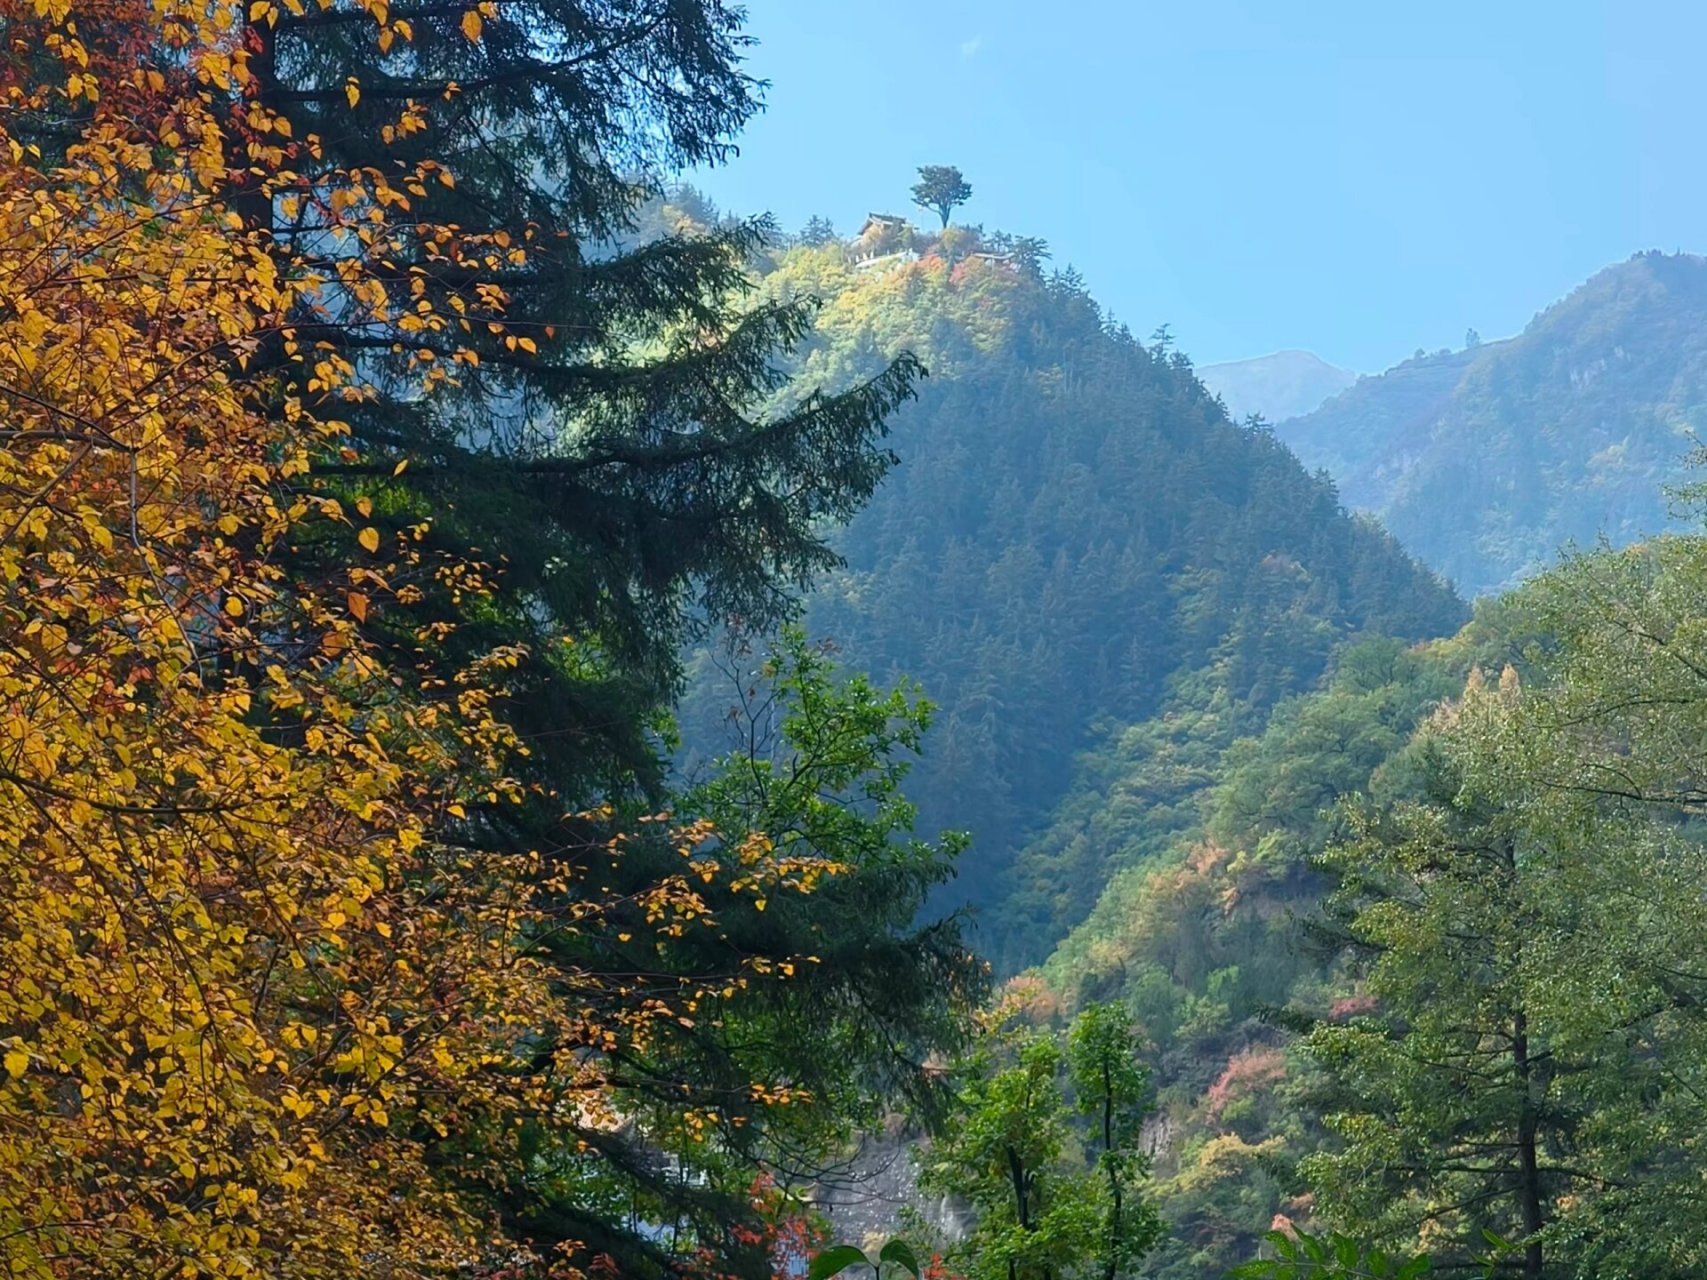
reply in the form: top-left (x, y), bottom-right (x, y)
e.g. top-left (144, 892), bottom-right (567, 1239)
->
top-left (199, 4), bottom-right (966, 1274)
top-left (239, 1), bottom-right (920, 783)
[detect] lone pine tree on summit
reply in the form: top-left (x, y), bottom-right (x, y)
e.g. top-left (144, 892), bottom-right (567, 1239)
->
top-left (912, 164), bottom-right (974, 227)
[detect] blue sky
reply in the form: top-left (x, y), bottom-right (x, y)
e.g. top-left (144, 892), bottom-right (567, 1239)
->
top-left (688, 0), bottom-right (1707, 372)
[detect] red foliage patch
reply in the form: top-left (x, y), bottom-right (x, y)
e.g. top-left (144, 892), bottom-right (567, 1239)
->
top-left (1329, 993), bottom-right (1378, 1020)
top-left (1205, 1047), bottom-right (1288, 1120)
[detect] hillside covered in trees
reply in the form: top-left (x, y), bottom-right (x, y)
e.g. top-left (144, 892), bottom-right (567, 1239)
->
top-left (1016, 531), bottom-right (1707, 1280)
top-left (1279, 252), bottom-right (1707, 596)
top-left (16, 3), bottom-right (1707, 1280)
top-left (668, 200), bottom-right (1707, 1280)
top-left (675, 200), bottom-right (1465, 944)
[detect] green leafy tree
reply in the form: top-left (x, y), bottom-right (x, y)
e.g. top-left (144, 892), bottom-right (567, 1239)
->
top-left (678, 630), bottom-right (985, 1131)
top-left (1066, 1005), bottom-right (1165, 1280)
top-left (1303, 541), bottom-right (1707, 1278)
top-left (927, 1029), bottom-right (1088, 1280)
top-left (912, 164), bottom-right (974, 227)
top-left (924, 1004), bottom-right (1161, 1280)
top-left (496, 631), bottom-right (984, 1275)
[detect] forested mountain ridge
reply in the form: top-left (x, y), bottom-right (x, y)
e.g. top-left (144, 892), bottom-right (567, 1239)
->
top-left (1021, 531), bottom-right (1707, 1280)
top-left (1279, 251), bottom-right (1707, 596)
top-left (656, 195), bottom-right (1707, 1280)
top-left (1021, 621), bottom-right (1506, 1277)
top-left (675, 199), bottom-right (1465, 945)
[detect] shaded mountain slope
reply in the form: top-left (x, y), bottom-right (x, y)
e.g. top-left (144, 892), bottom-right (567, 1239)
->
top-left (681, 214), bottom-right (1466, 943)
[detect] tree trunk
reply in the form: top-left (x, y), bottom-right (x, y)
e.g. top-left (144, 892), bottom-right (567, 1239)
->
top-left (1512, 1009), bottom-right (1545, 1280)
top-left (1103, 1061), bottom-right (1121, 1280)
top-left (1006, 1144), bottom-right (1053, 1280)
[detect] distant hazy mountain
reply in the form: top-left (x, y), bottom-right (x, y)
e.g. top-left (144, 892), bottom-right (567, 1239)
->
top-left (1198, 349), bottom-right (1358, 423)
top-left (1279, 252), bottom-right (1707, 597)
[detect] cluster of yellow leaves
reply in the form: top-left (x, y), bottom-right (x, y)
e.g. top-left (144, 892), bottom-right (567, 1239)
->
top-left (0, 2), bottom-right (838, 1276)
top-left (1164, 1134), bottom-right (1287, 1197)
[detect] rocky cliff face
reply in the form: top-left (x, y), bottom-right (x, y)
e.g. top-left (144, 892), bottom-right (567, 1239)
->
top-left (811, 1133), bottom-right (970, 1250)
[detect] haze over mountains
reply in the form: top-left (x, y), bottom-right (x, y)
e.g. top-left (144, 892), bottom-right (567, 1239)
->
top-left (674, 198), bottom-right (1464, 933)
top-left (1193, 253), bottom-right (1707, 598)
top-left (1197, 349), bottom-right (1357, 424)
top-left (672, 198), bottom-right (1707, 951)
top-left (1276, 251), bottom-right (1706, 596)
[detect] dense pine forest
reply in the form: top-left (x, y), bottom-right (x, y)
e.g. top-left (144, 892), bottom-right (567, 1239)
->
top-left (5, 4), bottom-right (1707, 1280)
top-left (673, 198), bottom-right (1465, 960)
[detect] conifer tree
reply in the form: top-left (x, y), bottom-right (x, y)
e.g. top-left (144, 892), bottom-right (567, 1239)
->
top-left (148, 3), bottom-right (954, 1271)
top-left (232, 0), bottom-right (923, 773)
top-left (1304, 572), bottom-right (1707, 1279)
top-left (912, 164), bottom-right (973, 228)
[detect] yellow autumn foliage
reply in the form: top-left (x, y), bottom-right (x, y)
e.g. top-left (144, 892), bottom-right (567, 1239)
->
top-left (0, 3), bottom-right (832, 1276)
top-left (1166, 1134), bottom-right (1288, 1196)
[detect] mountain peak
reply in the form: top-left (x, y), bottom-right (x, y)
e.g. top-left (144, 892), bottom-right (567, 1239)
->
top-left (1278, 250), bottom-right (1707, 597)
top-left (1197, 349), bottom-right (1358, 424)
